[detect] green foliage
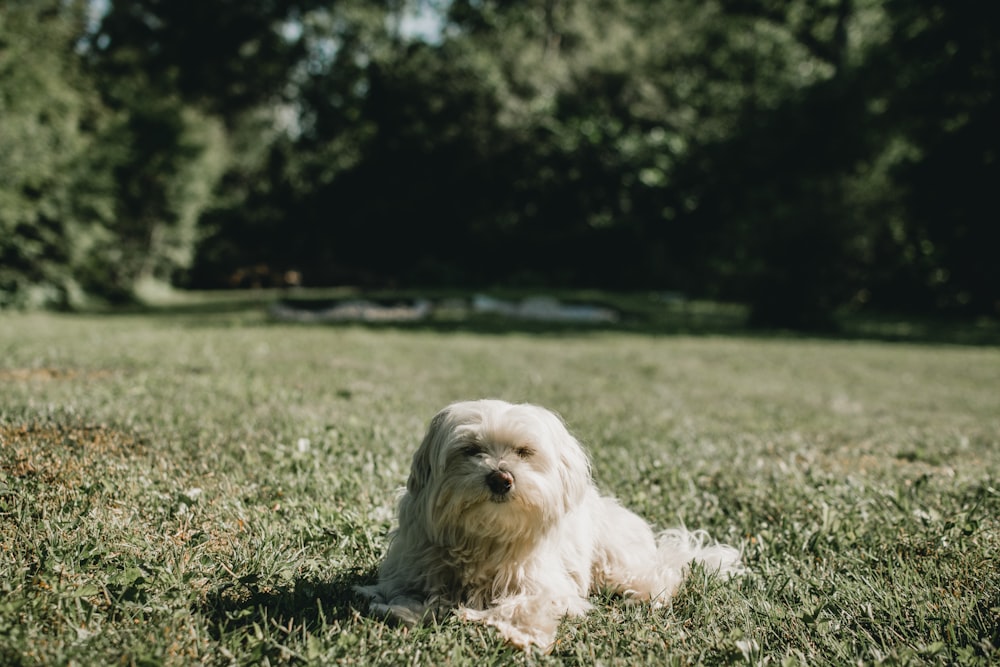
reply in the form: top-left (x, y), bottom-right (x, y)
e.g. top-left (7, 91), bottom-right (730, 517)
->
top-left (869, 0), bottom-right (1000, 315)
top-left (84, 91), bottom-right (227, 300)
top-left (90, 0), bottom-right (320, 116)
top-left (1, 0), bottom-right (997, 326)
top-left (0, 1), bottom-right (101, 308)
top-left (0, 1), bottom-right (228, 306)
top-left (0, 303), bottom-right (998, 663)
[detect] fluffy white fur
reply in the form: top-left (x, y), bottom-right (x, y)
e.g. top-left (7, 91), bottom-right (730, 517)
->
top-left (356, 399), bottom-right (743, 651)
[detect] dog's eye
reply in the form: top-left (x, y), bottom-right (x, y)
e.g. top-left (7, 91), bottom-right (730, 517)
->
top-left (515, 447), bottom-right (534, 459)
top-left (461, 444), bottom-right (484, 457)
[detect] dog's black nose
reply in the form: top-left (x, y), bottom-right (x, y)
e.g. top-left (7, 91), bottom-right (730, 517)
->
top-left (486, 470), bottom-right (514, 495)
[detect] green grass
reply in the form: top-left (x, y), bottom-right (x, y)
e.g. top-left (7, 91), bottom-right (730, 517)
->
top-left (1, 297), bottom-right (998, 665)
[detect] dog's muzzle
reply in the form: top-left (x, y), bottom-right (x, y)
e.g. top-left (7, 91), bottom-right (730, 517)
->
top-left (486, 469), bottom-right (514, 497)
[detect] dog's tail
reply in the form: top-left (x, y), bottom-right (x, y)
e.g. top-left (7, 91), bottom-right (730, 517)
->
top-left (656, 527), bottom-right (744, 576)
top-left (627, 527), bottom-right (744, 604)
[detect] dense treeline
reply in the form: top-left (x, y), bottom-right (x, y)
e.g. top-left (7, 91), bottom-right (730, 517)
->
top-left (1, 0), bottom-right (996, 328)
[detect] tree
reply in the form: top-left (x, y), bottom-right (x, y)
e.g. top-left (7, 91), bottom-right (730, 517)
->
top-left (89, 0), bottom-right (324, 119)
top-left (671, 0), bottom-right (893, 329)
top-left (869, 0), bottom-right (1000, 316)
top-left (79, 87), bottom-right (227, 300)
top-left (6, 0), bottom-right (995, 323)
top-left (80, 0), bottom-right (324, 298)
top-left (0, 0), bottom-right (109, 308)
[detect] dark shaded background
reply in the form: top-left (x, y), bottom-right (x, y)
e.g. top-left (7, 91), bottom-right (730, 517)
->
top-left (1, 0), bottom-right (997, 329)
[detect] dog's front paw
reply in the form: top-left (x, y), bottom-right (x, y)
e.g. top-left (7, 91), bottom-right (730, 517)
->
top-left (370, 600), bottom-right (425, 627)
top-left (458, 595), bottom-right (578, 652)
top-left (355, 585), bottom-right (429, 627)
top-left (460, 607), bottom-right (557, 652)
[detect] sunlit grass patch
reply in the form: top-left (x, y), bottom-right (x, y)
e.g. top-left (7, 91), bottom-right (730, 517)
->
top-left (0, 306), bottom-right (998, 664)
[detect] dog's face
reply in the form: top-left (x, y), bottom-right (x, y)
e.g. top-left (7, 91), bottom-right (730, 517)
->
top-left (403, 400), bottom-right (592, 544)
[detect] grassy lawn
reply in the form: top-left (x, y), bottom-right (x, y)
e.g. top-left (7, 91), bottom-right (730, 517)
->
top-left (1, 298), bottom-right (998, 665)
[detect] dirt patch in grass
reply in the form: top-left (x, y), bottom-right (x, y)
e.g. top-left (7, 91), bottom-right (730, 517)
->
top-left (0, 422), bottom-right (144, 488)
top-left (0, 367), bottom-right (114, 382)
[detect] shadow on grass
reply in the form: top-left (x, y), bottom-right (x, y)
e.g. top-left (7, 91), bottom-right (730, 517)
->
top-left (200, 566), bottom-right (374, 640)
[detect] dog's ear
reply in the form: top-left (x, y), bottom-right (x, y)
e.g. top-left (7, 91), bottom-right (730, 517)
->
top-left (406, 408), bottom-right (449, 496)
top-left (557, 431), bottom-right (592, 510)
top-left (540, 408), bottom-right (592, 510)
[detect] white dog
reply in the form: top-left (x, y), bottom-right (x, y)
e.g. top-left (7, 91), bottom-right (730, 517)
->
top-left (357, 399), bottom-right (743, 650)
